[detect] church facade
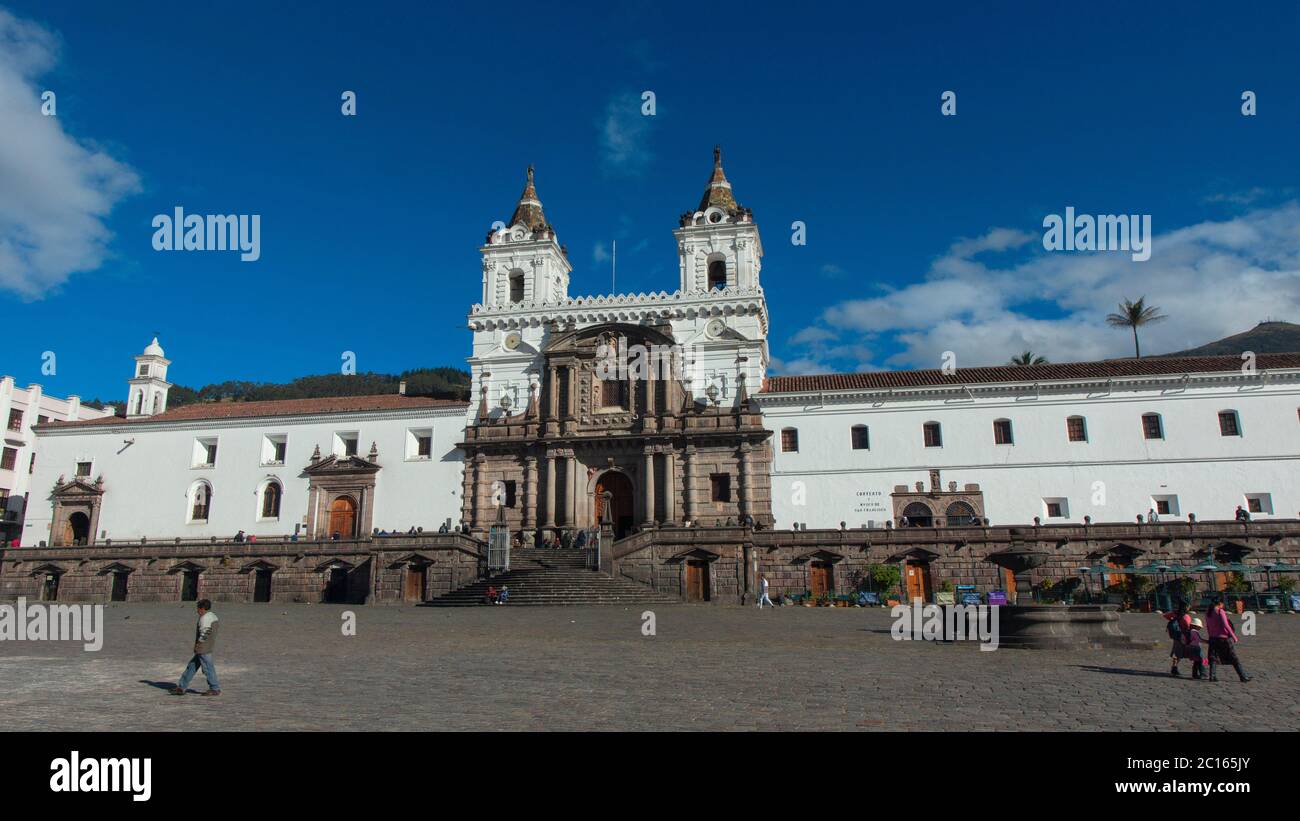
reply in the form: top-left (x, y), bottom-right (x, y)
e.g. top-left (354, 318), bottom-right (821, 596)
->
top-left (5, 149), bottom-right (1300, 605)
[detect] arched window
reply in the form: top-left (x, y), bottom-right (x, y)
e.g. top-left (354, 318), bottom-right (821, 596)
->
top-left (1141, 412), bottom-right (1163, 440)
top-left (781, 427), bottom-right (799, 453)
top-left (993, 418), bottom-right (1014, 445)
top-left (707, 257), bottom-right (727, 290)
top-left (1066, 415), bottom-right (1087, 442)
top-left (850, 424), bottom-right (869, 450)
top-left (189, 481), bottom-right (212, 523)
top-left (901, 502), bottom-right (934, 527)
top-left (261, 481), bottom-right (282, 519)
top-left (508, 270), bottom-right (525, 303)
top-left (135, 392), bottom-right (143, 415)
top-left (945, 501), bottom-right (979, 526)
top-left (1217, 409), bottom-right (1241, 437)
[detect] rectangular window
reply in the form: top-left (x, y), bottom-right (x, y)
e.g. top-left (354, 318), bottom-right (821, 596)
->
top-left (599, 377), bottom-right (626, 410)
top-left (781, 429), bottom-right (799, 453)
top-left (137, 364), bottom-right (149, 376)
top-left (192, 438), bottom-right (218, 468)
top-left (710, 473), bottom-right (731, 503)
top-left (851, 426), bottom-right (870, 450)
top-left (0, 447), bottom-right (16, 471)
top-left (261, 435), bottom-right (288, 465)
top-left (993, 419), bottom-right (1014, 445)
top-left (75, 461), bottom-right (92, 477)
top-left (1046, 502), bottom-right (1062, 518)
top-left (503, 480), bottom-right (517, 509)
top-left (334, 432), bottom-right (359, 458)
top-left (1142, 414), bottom-right (1163, 440)
top-left (7, 409), bottom-right (22, 431)
top-left (1218, 411), bottom-right (1240, 437)
top-left (923, 422), bottom-right (942, 448)
top-left (37, 415), bottom-right (48, 425)
top-left (1245, 493), bottom-right (1272, 515)
top-left (406, 428), bottom-right (433, 460)
top-left (1155, 500), bottom-right (1170, 515)
top-left (1066, 417), bottom-right (1087, 442)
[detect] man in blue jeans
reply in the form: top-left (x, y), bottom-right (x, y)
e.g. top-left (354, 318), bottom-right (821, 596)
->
top-left (170, 599), bottom-right (221, 696)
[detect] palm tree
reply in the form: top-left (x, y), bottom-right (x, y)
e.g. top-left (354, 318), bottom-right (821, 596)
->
top-left (1106, 297), bottom-right (1167, 358)
top-left (1009, 351), bottom-right (1047, 366)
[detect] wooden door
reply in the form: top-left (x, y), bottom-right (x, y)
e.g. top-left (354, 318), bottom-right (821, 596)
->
top-left (328, 496), bottom-right (357, 539)
top-left (110, 572), bottom-right (128, 601)
top-left (809, 562), bottom-right (833, 597)
top-left (686, 560), bottom-right (709, 602)
top-left (181, 571), bottom-right (199, 601)
top-left (42, 574), bottom-right (59, 602)
top-left (403, 566), bottom-right (426, 603)
top-left (253, 568), bottom-right (272, 602)
top-left (905, 562), bottom-right (930, 603)
top-left (1003, 568), bottom-right (1017, 597)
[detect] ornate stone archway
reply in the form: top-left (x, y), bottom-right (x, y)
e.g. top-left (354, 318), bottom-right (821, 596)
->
top-left (49, 476), bottom-right (105, 547)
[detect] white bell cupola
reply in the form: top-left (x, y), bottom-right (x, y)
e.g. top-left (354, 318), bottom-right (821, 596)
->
top-left (480, 166), bottom-right (572, 309)
top-left (127, 337), bottom-right (172, 418)
top-left (674, 146), bottom-right (763, 294)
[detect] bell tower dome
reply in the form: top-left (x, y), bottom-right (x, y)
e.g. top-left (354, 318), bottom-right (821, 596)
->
top-left (127, 337), bottom-right (171, 418)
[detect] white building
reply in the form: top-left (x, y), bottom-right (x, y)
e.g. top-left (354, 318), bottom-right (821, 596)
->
top-left (1, 377), bottom-right (114, 542)
top-left (23, 339), bottom-right (468, 546)
top-left (759, 356), bottom-right (1300, 528)
top-left (467, 151), bottom-right (768, 425)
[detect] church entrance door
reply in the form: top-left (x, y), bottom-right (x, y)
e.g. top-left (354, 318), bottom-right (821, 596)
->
top-left (594, 471), bottom-right (635, 539)
top-left (328, 496), bottom-right (358, 539)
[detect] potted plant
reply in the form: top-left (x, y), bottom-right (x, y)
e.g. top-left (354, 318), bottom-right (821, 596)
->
top-left (869, 564), bottom-right (903, 606)
top-left (936, 579), bottom-right (955, 605)
top-left (1128, 576), bottom-right (1153, 611)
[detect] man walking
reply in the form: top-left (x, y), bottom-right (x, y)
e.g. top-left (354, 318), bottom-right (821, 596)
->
top-left (757, 574), bottom-right (775, 609)
top-left (170, 599), bottom-right (221, 696)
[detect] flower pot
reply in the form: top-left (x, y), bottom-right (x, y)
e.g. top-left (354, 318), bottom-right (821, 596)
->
top-left (1233, 600), bottom-right (1245, 615)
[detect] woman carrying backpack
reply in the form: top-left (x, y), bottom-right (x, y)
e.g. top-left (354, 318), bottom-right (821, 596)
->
top-left (1163, 600), bottom-right (1192, 676)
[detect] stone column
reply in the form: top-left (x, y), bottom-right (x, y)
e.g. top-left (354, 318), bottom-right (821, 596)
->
top-left (642, 447), bottom-right (656, 526)
top-left (738, 442), bottom-right (752, 519)
top-left (664, 449), bottom-right (677, 523)
top-left (522, 455), bottom-right (536, 530)
top-left (565, 451), bottom-right (578, 528)
top-left (547, 366), bottom-right (558, 418)
top-left (544, 452), bottom-right (556, 528)
top-left (470, 454), bottom-right (485, 530)
top-left (683, 445), bottom-right (696, 523)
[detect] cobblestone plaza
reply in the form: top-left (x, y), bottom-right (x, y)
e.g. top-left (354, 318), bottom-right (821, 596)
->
top-left (1, 603), bottom-right (1296, 732)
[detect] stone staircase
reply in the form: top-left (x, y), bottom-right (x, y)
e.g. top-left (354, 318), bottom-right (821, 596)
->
top-left (422, 548), bottom-right (679, 607)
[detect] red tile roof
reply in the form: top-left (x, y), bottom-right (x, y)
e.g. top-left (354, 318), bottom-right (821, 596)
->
top-left (39, 395), bottom-right (468, 427)
top-left (762, 354), bottom-right (1300, 394)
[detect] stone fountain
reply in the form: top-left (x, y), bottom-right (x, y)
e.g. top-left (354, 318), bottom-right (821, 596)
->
top-left (985, 538), bottom-right (1152, 650)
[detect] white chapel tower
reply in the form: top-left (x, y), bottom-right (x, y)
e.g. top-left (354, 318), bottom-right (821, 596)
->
top-left (479, 166), bottom-right (572, 308)
top-left (674, 146), bottom-right (764, 293)
top-left (126, 337), bottom-right (171, 418)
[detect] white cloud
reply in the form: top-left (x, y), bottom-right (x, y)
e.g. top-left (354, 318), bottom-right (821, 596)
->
top-left (784, 210), bottom-right (1300, 372)
top-left (596, 92), bottom-right (651, 177)
top-left (0, 9), bottom-right (139, 300)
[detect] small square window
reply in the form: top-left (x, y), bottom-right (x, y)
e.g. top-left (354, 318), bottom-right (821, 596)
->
top-left (1218, 411), bottom-right (1240, 437)
top-left (75, 461), bottom-right (92, 477)
top-left (191, 438), bottom-right (218, 468)
top-left (7, 409), bottom-right (23, 431)
top-left (1245, 493), bottom-right (1272, 515)
top-left (334, 432), bottom-right (359, 458)
top-left (1142, 414), bottom-right (1163, 440)
top-left (851, 426), bottom-right (870, 450)
top-left (1066, 416), bottom-right (1087, 442)
top-left (710, 473), bottom-right (731, 503)
top-left (923, 422), bottom-right (942, 448)
top-left (262, 435), bottom-right (288, 465)
top-left (781, 429), bottom-right (799, 453)
top-left (406, 428), bottom-right (434, 460)
top-left (1043, 497), bottom-right (1069, 519)
top-left (993, 419), bottom-right (1014, 445)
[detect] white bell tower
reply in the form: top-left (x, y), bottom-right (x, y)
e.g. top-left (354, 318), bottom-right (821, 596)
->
top-left (480, 166), bottom-right (572, 308)
top-left (127, 337), bottom-right (171, 418)
top-left (674, 146), bottom-right (763, 294)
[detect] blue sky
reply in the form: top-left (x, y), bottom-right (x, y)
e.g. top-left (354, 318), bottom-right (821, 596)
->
top-left (3, 1), bottom-right (1299, 403)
